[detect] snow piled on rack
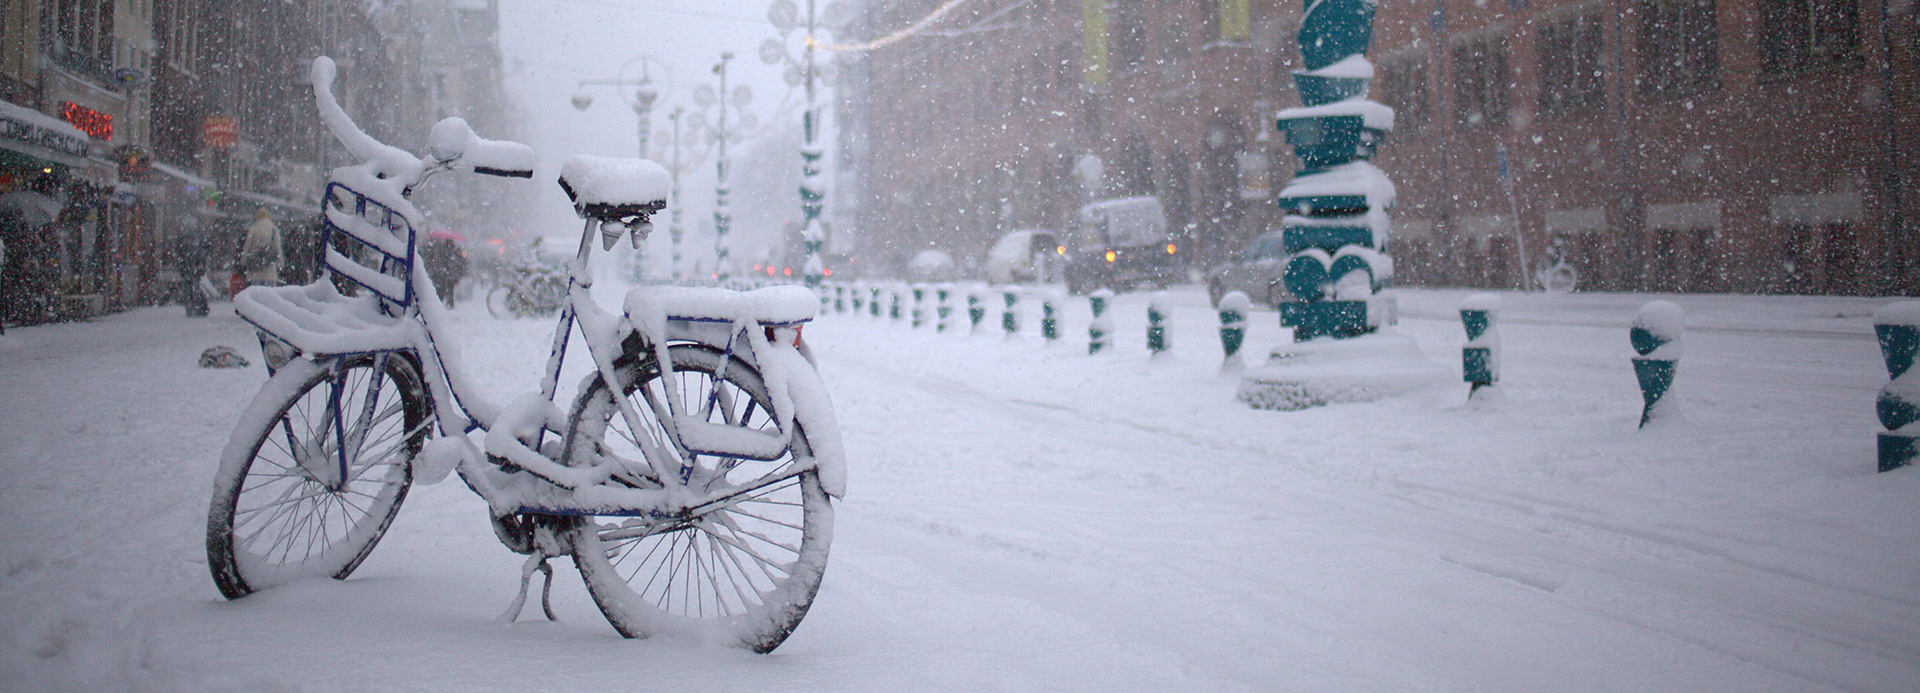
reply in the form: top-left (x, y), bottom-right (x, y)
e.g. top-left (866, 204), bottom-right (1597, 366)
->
top-left (0, 285), bottom-right (1917, 691)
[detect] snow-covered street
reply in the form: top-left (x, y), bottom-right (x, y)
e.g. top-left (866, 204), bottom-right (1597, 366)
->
top-left (3, 285), bottom-right (1917, 691)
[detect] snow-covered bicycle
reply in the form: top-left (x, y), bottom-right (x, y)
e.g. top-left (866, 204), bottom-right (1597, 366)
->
top-left (205, 58), bottom-right (843, 653)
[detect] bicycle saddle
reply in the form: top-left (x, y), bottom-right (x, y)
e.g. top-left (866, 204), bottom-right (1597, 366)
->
top-left (558, 155), bottom-right (668, 223)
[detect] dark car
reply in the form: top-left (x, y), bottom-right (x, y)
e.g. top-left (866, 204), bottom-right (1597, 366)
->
top-left (1062, 196), bottom-right (1179, 294)
top-left (1206, 230), bottom-right (1290, 307)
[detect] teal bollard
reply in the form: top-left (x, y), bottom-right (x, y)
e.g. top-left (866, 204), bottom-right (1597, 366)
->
top-left (890, 287), bottom-right (902, 321)
top-left (1147, 291), bottom-right (1171, 357)
top-left (1002, 290), bottom-right (1020, 336)
top-left (1089, 289), bottom-right (1114, 354)
top-left (1460, 293), bottom-right (1501, 398)
top-left (912, 285), bottom-right (927, 328)
top-left (1874, 300), bottom-right (1920, 472)
top-left (1218, 291), bottom-right (1249, 373)
top-left (851, 282), bottom-right (867, 315)
top-left (834, 284), bottom-right (846, 313)
top-left (1042, 290), bottom-right (1062, 342)
top-left (871, 286), bottom-right (882, 318)
top-left (968, 289), bottom-right (986, 332)
top-left (936, 285), bottom-right (954, 332)
top-left (1631, 301), bottom-right (1684, 428)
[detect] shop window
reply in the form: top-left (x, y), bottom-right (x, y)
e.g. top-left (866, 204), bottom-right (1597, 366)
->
top-left (1539, 12), bottom-right (1606, 118)
top-left (1637, 0), bottom-right (1719, 98)
top-left (1114, 2), bottom-right (1149, 71)
top-left (1377, 55), bottom-right (1431, 131)
top-left (1759, 0), bottom-right (1860, 75)
top-left (1452, 36), bottom-right (1509, 127)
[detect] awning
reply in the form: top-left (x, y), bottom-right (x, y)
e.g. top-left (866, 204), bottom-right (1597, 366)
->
top-left (0, 98), bottom-right (89, 169)
top-left (227, 188), bottom-right (320, 216)
top-left (151, 161), bottom-right (216, 190)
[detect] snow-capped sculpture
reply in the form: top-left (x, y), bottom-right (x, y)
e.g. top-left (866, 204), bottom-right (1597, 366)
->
top-left (1274, 0), bottom-right (1397, 340)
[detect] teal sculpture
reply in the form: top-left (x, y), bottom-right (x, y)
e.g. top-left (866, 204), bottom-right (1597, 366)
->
top-left (1875, 301), bottom-right (1920, 472)
top-left (1275, 0), bottom-right (1396, 341)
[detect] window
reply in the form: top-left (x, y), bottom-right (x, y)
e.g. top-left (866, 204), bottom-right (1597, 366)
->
top-left (1453, 36), bottom-right (1509, 127)
top-left (1759, 0), bottom-right (1859, 75)
top-left (1114, 2), bottom-right (1148, 70)
top-left (1637, 0), bottom-right (1719, 97)
top-left (1377, 55), bottom-right (1430, 131)
top-left (1539, 12), bottom-right (1605, 117)
top-left (53, 0), bottom-right (116, 77)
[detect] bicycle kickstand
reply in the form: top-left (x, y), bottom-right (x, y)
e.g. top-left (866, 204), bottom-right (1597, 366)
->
top-left (497, 552), bottom-right (560, 624)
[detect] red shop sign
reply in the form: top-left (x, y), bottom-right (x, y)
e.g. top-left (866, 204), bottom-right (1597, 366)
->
top-left (204, 116), bottom-right (238, 149)
top-left (60, 101), bottom-right (113, 141)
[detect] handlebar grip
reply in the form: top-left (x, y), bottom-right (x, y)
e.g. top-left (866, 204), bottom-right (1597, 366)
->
top-left (465, 139), bottom-right (536, 178)
top-left (428, 117), bottom-right (536, 178)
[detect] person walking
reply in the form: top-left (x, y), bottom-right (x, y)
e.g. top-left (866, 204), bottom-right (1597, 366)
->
top-left (240, 209), bottom-right (283, 287)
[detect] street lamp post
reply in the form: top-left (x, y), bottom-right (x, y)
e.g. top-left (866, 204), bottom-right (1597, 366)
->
top-left (765, 0), bottom-right (850, 288)
top-left (668, 107), bottom-right (685, 281)
top-left (713, 52), bottom-right (735, 284)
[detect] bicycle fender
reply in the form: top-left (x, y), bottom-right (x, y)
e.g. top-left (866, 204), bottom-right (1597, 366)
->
top-left (759, 344), bottom-right (846, 498)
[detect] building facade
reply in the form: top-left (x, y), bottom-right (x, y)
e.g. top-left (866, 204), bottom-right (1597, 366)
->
top-left (850, 0), bottom-right (1918, 295)
top-left (0, 0), bottom-right (516, 326)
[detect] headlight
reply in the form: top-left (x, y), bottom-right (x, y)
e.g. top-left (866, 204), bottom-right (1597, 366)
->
top-left (1104, 250), bottom-right (1116, 263)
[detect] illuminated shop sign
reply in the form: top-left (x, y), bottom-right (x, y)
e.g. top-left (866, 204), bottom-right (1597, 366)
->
top-left (0, 108), bottom-right (89, 159)
top-left (60, 102), bottom-right (113, 141)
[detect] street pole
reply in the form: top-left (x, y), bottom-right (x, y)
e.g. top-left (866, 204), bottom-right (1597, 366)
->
top-left (799, 0), bottom-right (827, 288)
top-left (669, 107), bottom-right (685, 282)
top-left (714, 52), bottom-right (734, 284)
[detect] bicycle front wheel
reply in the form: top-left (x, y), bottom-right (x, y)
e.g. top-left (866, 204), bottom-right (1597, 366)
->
top-left (563, 344), bottom-right (832, 653)
top-left (206, 353), bottom-right (427, 599)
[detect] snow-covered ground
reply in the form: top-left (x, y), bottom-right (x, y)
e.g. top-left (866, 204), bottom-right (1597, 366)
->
top-left (2, 283), bottom-right (1916, 691)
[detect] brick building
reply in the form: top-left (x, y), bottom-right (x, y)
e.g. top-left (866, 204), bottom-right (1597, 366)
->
top-left (850, 0), bottom-right (1917, 295)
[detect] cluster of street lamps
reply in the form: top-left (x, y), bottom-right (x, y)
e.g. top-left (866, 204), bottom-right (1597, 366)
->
top-left (568, 0), bottom-right (850, 287)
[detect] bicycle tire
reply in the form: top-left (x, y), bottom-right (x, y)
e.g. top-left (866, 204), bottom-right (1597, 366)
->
top-left (563, 344), bottom-right (832, 653)
top-left (486, 285), bottom-right (514, 319)
top-left (1539, 263), bottom-right (1580, 294)
top-left (206, 354), bottom-right (427, 599)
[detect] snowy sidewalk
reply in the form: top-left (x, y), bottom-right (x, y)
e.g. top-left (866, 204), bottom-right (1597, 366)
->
top-left (1, 289), bottom-right (1916, 691)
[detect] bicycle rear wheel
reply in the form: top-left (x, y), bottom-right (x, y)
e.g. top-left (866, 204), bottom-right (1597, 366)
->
top-left (563, 344), bottom-right (832, 653)
top-left (206, 353), bottom-right (427, 599)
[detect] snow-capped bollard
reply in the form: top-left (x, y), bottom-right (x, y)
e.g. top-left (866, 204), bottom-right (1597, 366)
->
top-left (1002, 289), bottom-right (1021, 336)
top-left (1218, 291), bottom-right (1250, 373)
top-left (1042, 290), bottom-right (1064, 342)
top-left (1089, 289), bottom-right (1114, 354)
top-left (851, 282), bottom-right (867, 315)
top-left (871, 285), bottom-right (883, 318)
top-left (936, 284), bottom-right (954, 332)
top-left (1460, 293), bottom-right (1501, 398)
top-left (1147, 291), bottom-right (1172, 357)
top-left (1631, 300), bottom-right (1685, 428)
top-left (890, 286), bottom-right (903, 321)
top-left (967, 288), bottom-right (986, 332)
top-left (1873, 301), bottom-right (1920, 472)
top-left (833, 284), bottom-right (846, 313)
top-left (911, 285), bottom-right (927, 328)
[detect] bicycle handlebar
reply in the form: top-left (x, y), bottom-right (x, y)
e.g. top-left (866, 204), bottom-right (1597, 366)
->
top-left (312, 56), bottom-right (535, 185)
